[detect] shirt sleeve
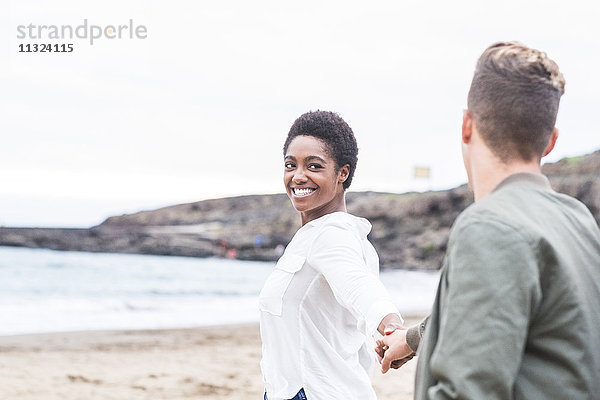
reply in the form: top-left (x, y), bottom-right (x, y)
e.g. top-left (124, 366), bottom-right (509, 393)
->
top-left (307, 225), bottom-right (402, 338)
top-left (426, 220), bottom-right (542, 400)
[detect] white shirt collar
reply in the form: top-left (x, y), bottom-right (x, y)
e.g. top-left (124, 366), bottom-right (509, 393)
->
top-left (304, 211), bottom-right (372, 238)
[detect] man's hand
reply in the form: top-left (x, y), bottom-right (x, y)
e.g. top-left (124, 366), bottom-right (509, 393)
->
top-left (375, 329), bottom-right (415, 373)
top-left (375, 340), bottom-right (414, 370)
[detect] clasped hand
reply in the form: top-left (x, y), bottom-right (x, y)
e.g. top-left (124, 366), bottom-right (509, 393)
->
top-left (374, 328), bottom-right (415, 373)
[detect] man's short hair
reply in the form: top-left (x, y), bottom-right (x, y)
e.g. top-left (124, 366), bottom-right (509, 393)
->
top-left (467, 42), bottom-right (566, 162)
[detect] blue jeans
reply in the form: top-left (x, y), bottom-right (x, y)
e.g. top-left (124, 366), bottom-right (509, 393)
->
top-left (264, 388), bottom-right (307, 400)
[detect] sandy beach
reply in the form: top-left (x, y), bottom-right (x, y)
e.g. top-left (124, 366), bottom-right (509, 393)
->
top-left (0, 316), bottom-right (423, 400)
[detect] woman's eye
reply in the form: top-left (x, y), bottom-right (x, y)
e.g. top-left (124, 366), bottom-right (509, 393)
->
top-left (308, 164), bottom-right (323, 170)
top-left (284, 162), bottom-right (295, 169)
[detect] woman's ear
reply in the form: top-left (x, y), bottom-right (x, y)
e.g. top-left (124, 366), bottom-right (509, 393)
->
top-left (338, 164), bottom-right (350, 184)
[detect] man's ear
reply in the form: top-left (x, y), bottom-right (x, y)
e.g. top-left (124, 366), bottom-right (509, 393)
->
top-left (542, 128), bottom-right (559, 157)
top-left (462, 110), bottom-right (473, 144)
top-left (338, 164), bottom-right (350, 184)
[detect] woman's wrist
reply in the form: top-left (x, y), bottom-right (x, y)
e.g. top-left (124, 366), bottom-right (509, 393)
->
top-left (377, 313), bottom-right (404, 336)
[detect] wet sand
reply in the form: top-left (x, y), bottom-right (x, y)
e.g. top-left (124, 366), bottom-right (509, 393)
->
top-left (0, 316), bottom-right (423, 400)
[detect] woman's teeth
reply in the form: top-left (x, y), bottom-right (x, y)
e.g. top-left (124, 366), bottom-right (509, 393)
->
top-left (294, 188), bottom-right (315, 196)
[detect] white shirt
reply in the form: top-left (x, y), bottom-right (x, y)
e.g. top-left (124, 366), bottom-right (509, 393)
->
top-left (259, 212), bottom-right (402, 400)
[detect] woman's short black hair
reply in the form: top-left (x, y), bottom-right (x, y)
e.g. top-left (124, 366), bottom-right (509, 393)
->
top-left (283, 110), bottom-right (358, 190)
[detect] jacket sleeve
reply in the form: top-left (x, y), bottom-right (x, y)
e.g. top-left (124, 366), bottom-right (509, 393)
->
top-left (307, 225), bottom-right (402, 337)
top-left (426, 220), bottom-right (542, 400)
top-left (406, 317), bottom-right (429, 352)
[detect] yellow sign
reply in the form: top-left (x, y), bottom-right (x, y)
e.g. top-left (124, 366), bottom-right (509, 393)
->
top-left (414, 166), bottom-right (431, 179)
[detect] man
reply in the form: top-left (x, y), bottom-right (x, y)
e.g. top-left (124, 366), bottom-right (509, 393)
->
top-left (378, 42), bottom-right (600, 399)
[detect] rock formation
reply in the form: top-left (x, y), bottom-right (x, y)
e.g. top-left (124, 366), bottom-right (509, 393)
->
top-left (1, 150), bottom-right (598, 270)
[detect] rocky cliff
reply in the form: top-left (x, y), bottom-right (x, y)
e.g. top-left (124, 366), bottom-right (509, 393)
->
top-left (1, 150), bottom-right (598, 270)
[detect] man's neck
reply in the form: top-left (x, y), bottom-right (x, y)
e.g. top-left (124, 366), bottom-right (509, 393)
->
top-left (470, 150), bottom-right (542, 202)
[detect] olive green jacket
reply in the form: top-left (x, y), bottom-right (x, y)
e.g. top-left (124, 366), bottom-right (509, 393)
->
top-left (413, 173), bottom-right (600, 400)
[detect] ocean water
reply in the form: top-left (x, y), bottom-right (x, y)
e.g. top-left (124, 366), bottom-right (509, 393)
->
top-left (0, 246), bottom-right (439, 336)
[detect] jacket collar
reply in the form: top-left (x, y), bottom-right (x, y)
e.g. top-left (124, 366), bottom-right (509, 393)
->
top-left (493, 172), bottom-right (551, 193)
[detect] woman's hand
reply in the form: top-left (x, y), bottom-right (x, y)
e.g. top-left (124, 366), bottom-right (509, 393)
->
top-left (377, 313), bottom-right (403, 336)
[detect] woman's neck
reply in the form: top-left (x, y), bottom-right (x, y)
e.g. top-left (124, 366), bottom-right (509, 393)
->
top-left (300, 194), bottom-right (347, 226)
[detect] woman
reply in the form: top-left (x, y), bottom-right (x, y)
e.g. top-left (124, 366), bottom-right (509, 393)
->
top-left (259, 111), bottom-right (404, 400)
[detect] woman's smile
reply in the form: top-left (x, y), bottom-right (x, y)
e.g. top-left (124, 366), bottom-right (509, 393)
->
top-left (291, 187), bottom-right (317, 197)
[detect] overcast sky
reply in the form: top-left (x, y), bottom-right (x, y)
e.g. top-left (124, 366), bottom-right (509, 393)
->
top-left (1, 0), bottom-right (599, 227)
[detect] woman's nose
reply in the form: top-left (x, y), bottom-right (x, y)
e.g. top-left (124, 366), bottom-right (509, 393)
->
top-left (293, 168), bottom-right (307, 183)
